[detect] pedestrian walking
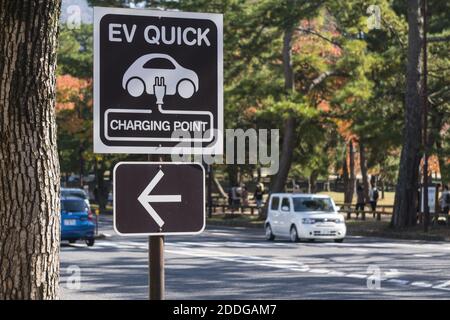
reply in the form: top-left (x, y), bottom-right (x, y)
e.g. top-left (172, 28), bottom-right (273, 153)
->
top-left (369, 183), bottom-right (379, 212)
top-left (241, 185), bottom-right (249, 206)
top-left (254, 184), bottom-right (264, 209)
top-left (227, 187), bottom-right (233, 207)
top-left (355, 184), bottom-right (365, 217)
top-left (440, 184), bottom-right (450, 215)
top-left (232, 185), bottom-right (241, 209)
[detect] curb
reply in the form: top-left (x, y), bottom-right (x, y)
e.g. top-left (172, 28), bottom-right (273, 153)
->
top-left (94, 233), bottom-right (111, 240)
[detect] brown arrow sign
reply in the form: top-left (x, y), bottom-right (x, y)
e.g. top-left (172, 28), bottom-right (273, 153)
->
top-left (113, 162), bottom-right (205, 235)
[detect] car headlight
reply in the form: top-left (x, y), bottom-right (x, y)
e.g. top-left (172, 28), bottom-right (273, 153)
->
top-left (302, 218), bottom-right (316, 224)
top-left (335, 218), bottom-right (345, 224)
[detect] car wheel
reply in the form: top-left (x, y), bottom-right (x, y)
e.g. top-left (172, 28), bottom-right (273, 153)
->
top-left (177, 79), bottom-right (195, 99)
top-left (86, 238), bottom-right (95, 247)
top-left (290, 226), bottom-right (299, 243)
top-left (265, 224), bottom-right (275, 241)
top-left (68, 239), bottom-right (76, 244)
top-left (334, 238), bottom-right (344, 243)
top-left (127, 78), bottom-right (145, 97)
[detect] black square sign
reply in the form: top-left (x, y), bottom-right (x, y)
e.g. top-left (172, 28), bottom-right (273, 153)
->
top-left (93, 7), bottom-right (223, 154)
top-left (113, 162), bottom-right (205, 235)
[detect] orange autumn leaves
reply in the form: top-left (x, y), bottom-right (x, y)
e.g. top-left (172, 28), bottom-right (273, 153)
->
top-left (56, 75), bottom-right (92, 135)
top-left (56, 75), bottom-right (91, 111)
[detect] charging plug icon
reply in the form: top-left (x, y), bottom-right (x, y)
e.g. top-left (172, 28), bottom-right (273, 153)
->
top-left (154, 77), bottom-right (166, 106)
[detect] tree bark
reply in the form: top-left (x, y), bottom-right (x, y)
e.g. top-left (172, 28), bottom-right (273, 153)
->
top-left (269, 28), bottom-right (296, 194)
top-left (342, 145), bottom-right (350, 203)
top-left (0, 0), bottom-right (61, 299)
top-left (270, 116), bottom-right (296, 193)
top-left (344, 141), bottom-right (356, 204)
top-left (308, 170), bottom-right (319, 194)
top-left (282, 29), bottom-right (295, 92)
top-left (359, 139), bottom-right (370, 203)
top-left (343, 142), bottom-right (356, 204)
top-left (392, 0), bottom-right (422, 228)
top-left (436, 140), bottom-right (449, 183)
top-left (261, 28), bottom-right (297, 218)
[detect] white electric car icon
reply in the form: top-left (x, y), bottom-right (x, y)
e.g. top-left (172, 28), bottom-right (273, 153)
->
top-left (122, 53), bottom-right (199, 99)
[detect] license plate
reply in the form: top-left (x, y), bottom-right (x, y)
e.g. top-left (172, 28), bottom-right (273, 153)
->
top-left (317, 224), bottom-right (334, 228)
top-left (64, 219), bottom-right (77, 226)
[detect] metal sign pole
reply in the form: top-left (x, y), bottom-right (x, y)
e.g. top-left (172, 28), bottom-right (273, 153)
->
top-left (149, 235), bottom-right (164, 300)
top-left (208, 164), bottom-right (213, 219)
top-left (148, 154), bottom-right (165, 300)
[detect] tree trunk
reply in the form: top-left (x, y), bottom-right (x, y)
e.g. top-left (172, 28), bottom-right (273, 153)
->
top-left (309, 170), bottom-right (319, 194)
top-left (436, 140), bottom-right (449, 183)
top-left (269, 28), bottom-right (296, 194)
top-left (282, 29), bottom-right (295, 92)
top-left (263, 28), bottom-right (297, 218)
top-left (392, 0), bottom-right (422, 228)
top-left (344, 141), bottom-right (356, 204)
top-left (0, 0), bottom-right (61, 299)
top-left (342, 145), bottom-right (350, 203)
top-left (79, 144), bottom-right (85, 188)
top-left (270, 116), bottom-right (296, 193)
top-left (359, 139), bottom-right (370, 203)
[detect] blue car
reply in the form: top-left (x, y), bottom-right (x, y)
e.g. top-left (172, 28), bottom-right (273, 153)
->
top-left (61, 197), bottom-right (96, 246)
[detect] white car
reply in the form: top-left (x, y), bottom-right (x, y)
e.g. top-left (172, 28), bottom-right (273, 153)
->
top-left (265, 193), bottom-right (346, 242)
top-left (122, 53), bottom-right (199, 99)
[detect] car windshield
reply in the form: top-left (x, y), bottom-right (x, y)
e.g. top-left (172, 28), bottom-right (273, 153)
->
top-left (293, 197), bottom-right (334, 213)
top-left (61, 200), bottom-right (87, 212)
top-left (62, 190), bottom-right (86, 200)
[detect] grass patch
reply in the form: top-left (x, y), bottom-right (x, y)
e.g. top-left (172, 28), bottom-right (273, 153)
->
top-left (208, 213), bottom-right (450, 241)
top-left (318, 191), bottom-right (395, 206)
top-left (207, 214), bottom-right (264, 228)
top-left (347, 220), bottom-right (450, 241)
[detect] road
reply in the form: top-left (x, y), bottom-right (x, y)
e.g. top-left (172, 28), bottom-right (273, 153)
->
top-left (60, 215), bottom-right (450, 299)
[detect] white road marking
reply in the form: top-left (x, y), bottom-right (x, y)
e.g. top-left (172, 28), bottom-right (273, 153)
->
top-left (321, 241), bottom-right (450, 252)
top-left (208, 232), bottom-right (234, 237)
top-left (432, 280), bottom-right (450, 290)
top-left (410, 281), bottom-right (433, 288)
top-left (350, 248), bottom-right (369, 252)
top-left (345, 273), bottom-right (367, 279)
top-left (386, 279), bottom-right (409, 285)
top-left (309, 269), bottom-right (330, 274)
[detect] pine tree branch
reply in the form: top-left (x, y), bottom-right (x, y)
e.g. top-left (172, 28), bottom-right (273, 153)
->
top-left (296, 27), bottom-right (342, 48)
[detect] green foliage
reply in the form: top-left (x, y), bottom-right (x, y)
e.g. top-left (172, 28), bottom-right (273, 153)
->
top-left (56, 0), bottom-right (449, 190)
top-left (58, 24), bottom-right (93, 78)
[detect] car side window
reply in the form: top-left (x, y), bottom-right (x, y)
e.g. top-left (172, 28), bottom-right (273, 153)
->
top-left (143, 58), bottom-right (175, 69)
top-left (270, 197), bottom-right (280, 210)
top-left (281, 198), bottom-right (290, 211)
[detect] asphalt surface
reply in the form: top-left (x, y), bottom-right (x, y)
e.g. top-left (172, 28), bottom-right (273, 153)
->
top-left (60, 215), bottom-right (450, 299)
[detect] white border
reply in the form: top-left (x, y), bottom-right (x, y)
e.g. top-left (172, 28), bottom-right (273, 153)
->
top-left (93, 7), bottom-right (223, 155)
top-left (113, 161), bottom-right (206, 236)
top-left (105, 108), bottom-right (214, 142)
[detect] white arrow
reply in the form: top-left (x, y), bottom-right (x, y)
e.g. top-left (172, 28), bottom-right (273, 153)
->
top-left (137, 169), bottom-right (181, 228)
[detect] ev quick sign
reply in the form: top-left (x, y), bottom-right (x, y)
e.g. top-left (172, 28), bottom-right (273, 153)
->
top-left (93, 7), bottom-right (223, 154)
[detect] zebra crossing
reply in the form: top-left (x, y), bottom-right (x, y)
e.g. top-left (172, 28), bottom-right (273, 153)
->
top-left (62, 237), bottom-right (450, 293)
